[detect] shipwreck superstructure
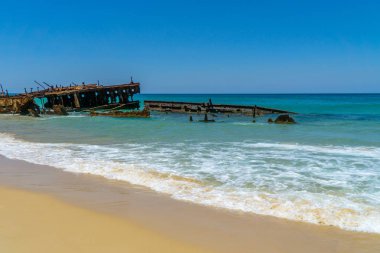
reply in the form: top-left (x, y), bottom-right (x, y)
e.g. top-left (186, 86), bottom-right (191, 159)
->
top-left (36, 82), bottom-right (140, 111)
top-left (0, 81), bottom-right (141, 115)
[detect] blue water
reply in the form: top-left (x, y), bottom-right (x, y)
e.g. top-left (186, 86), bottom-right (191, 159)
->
top-left (0, 94), bottom-right (379, 233)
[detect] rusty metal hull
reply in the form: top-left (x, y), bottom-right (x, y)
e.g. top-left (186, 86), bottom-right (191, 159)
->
top-left (41, 83), bottom-right (141, 110)
top-left (0, 95), bottom-right (37, 114)
top-left (1, 82), bottom-right (141, 116)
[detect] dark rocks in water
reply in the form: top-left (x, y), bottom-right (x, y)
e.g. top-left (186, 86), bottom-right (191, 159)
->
top-left (53, 105), bottom-right (69, 115)
top-left (268, 118), bottom-right (274, 123)
top-left (274, 114), bottom-right (296, 124)
top-left (28, 109), bottom-right (40, 117)
top-left (252, 119), bottom-right (256, 123)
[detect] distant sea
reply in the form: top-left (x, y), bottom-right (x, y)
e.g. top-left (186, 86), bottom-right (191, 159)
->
top-left (0, 94), bottom-right (379, 233)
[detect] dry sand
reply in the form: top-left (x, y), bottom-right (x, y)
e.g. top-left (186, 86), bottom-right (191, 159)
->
top-left (1, 155), bottom-right (380, 253)
top-left (0, 186), bottom-right (211, 253)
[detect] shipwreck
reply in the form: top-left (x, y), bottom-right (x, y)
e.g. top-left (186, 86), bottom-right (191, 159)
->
top-left (0, 81), bottom-right (295, 122)
top-left (0, 81), bottom-right (141, 116)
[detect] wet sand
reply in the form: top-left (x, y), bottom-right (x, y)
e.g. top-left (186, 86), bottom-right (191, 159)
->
top-left (1, 155), bottom-right (379, 253)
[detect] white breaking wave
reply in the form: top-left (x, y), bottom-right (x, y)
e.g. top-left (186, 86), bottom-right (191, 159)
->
top-left (0, 132), bottom-right (380, 234)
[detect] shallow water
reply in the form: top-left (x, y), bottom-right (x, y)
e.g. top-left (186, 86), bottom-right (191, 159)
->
top-left (0, 94), bottom-right (379, 233)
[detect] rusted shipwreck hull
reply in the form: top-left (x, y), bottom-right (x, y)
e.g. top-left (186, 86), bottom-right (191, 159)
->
top-left (39, 82), bottom-right (141, 111)
top-left (0, 95), bottom-right (39, 115)
top-left (1, 81), bottom-right (142, 117)
top-left (144, 100), bottom-right (294, 116)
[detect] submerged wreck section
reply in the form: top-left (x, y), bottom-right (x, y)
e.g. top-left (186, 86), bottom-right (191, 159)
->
top-left (90, 108), bottom-right (150, 118)
top-left (144, 100), bottom-right (294, 116)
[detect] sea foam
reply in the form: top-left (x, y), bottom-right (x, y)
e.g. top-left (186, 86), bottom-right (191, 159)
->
top-left (0, 132), bottom-right (379, 234)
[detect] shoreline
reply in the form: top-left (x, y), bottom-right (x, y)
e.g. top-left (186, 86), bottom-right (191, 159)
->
top-left (1, 155), bottom-right (380, 253)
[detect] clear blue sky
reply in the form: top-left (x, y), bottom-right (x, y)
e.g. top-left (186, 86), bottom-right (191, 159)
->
top-left (1, 0), bottom-right (379, 93)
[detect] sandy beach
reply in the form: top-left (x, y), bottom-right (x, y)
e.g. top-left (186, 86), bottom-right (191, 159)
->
top-left (2, 0), bottom-right (380, 251)
top-left (0, 186), bottom-right (211, 253)
top-left (1, 155), bottom-right (379, 253)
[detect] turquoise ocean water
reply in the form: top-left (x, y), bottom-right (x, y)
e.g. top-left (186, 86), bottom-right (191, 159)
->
top-left (0, 94), bottom-right (379, 233)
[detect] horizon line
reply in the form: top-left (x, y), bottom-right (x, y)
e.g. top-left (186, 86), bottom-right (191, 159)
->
top-left (7, 91), bottom-right (380, 95)
top-left (139, 92), bottom-right (380, 95)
